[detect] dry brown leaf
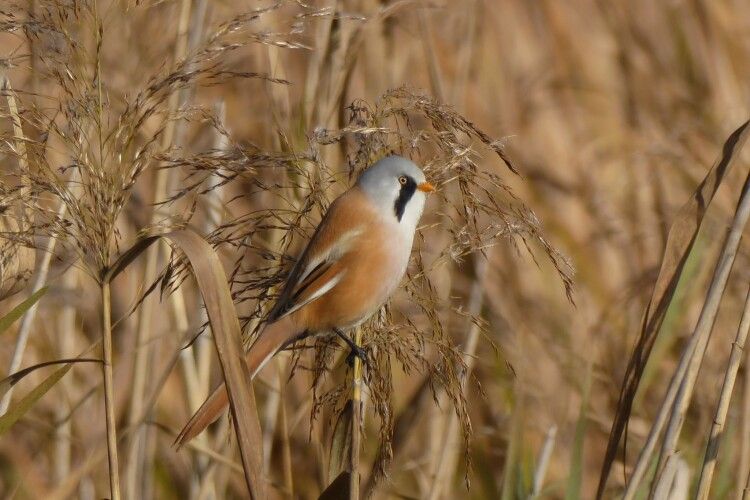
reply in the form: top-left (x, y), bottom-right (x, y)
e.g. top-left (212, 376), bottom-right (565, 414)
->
top-left (318, 471), bottom-right (350, 500)
top-left (106, 228), bottom-right (265, 499)
top-left (598, 119), bottom-right (750, 498)
top-left (328, 400), bottom-right (353, 483)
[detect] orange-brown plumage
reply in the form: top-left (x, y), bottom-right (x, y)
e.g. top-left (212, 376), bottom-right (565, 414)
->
top-left (291, 188), bottom-right (403, 330)
top-left (176, 157), bottom-right (431, 447)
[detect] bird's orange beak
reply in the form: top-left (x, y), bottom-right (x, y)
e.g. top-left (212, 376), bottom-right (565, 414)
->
top-left (417, 181), bottom-right (435, 193)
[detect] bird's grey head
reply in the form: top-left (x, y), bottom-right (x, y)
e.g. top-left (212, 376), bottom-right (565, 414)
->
top-left (356, 155), bottom-right (433, 227)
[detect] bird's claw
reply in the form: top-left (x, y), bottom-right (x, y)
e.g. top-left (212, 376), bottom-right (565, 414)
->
top-left (346, 344), bottom-right (368, 367)
top-left (334, 328), bottom-right (369, 368)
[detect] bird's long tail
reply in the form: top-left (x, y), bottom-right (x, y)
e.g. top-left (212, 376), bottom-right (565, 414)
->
top-left (174, 315), bottom-right (302, 447)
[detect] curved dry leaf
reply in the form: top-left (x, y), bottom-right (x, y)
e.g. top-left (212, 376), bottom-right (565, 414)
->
top-left (106, 228), bottom-right (265, 499)
top-left (166, 229), bottom-right (265, 499)
top-left (0, 366), bottom-right (72, 435)
top-left (0, 338), bottom-right (99, 436)
top-left (0, 359), bottom-right (91, 435)
top-left (598, 119), bottom-right (750, 497)
top-left (104, 235), bottom-right (161, 283)
top-left (328, 400), bottom-right (353, 482)
top-left (0, 358), bottom-right (100, 400)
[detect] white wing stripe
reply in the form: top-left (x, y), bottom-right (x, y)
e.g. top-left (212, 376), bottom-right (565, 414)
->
top-left (281, 271), bottom-right (345, 317)
top-left (295, 228), bottom-right (362, 286)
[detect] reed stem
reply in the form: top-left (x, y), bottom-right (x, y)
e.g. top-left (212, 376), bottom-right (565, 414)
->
top-left (350, 327), bottom-right (364, 500)
top-left (651, 172), bottom-right (750, 494)
top-left (740, 328), bottom-right (750, 499)
top-left (101, 280), bottom-right (121, 500)
top-left (124, 1), bottom-right (194, 496)
top-left (428, 256), bottom-right (488, 500)
top-left (696, 285), bottom-right (750, 499)
top-left (0, 199), bottom-right (67, 414)
top-left (625, 172), bottom-right (750, 499)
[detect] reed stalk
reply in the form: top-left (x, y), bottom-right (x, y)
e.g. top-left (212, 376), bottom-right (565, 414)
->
top-left (350, 326), bottom-right (364, 500)
top-left (651, 172), bottom-right (750, 494)
top-left (101, 280), bottom-right (121, 500)
top-left (124, 0), bottom-right (194, 496)
top-left (531, 425), bottom-right (558, 498)
top-left (54, 269), bottom-right (78, 485)
top-left (427, 256), bottom-right (488, 500)
top-left (740, 336), bottom-right (750, 499)
top-left (0, 198), bottom-right (68, 414)
top-left (624, 172), bottom-right (750, 499)
top-left (696, 285), bottom-right (750, 499)
top-left (0, 74), bottom-right (54, 413)
top-left (1, 76), bottom-right (29, 209)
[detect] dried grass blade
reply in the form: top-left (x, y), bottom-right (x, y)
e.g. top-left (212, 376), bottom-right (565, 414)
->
top-left (647, 169), bottom-right (750, 495)
top-left (0, 358), bottom-right (100, 398)
top-left (108, 229), bottom-right (264, 498)
top-left (0, 287), bottom-right (47, 335)
top-left (598, 119), bottom-right (750, 498)
top-left (0, 346), bottom-right (98, 435)
top-left (167, 229), bottom-right (264, 499)
top-left (328, 400), bottom-right (353, 483)
top-left (106, 236), bottom-right (162, 283)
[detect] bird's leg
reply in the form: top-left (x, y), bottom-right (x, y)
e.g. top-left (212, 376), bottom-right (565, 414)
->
top-left (333, 328), bottom-right (368, 366)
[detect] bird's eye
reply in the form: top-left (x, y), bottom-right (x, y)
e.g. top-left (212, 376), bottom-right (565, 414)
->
top-left (398, 176), bottom-right (408, 185)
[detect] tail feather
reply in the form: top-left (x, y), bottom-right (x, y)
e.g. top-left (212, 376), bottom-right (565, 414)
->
top-left (174, 315), bottom-right (300, 447)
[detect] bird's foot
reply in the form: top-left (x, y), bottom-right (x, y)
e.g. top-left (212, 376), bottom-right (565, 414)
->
top-left (334, 328), bottom-right (369, 367)
top-left (346, 344), bottom-right (368, 367)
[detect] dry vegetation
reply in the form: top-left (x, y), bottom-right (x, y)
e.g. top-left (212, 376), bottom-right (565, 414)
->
top-left (1, 1), bottom-right (750, 499)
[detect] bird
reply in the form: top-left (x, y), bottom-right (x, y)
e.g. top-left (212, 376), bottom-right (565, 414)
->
top-left (175, 155), bottom-right (434, 446)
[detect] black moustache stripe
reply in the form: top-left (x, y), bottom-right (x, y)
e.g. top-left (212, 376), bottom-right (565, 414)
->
top-left (394, 177), bottom-right (417, 221)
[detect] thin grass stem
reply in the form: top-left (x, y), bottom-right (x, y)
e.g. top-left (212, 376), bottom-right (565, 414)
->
top-left (624, 172), bottom-right (750, 499)
top-left (350, 326), bottom-right (364, 500)
top-left (651, 172), bottom-right (750, 494)
top-left (696, 285), bottom-right (750, 499)
top-left (531, 425), bottom-right (558, 499)
top-left (0, 76), bottom-right (30, 214)
top-left (124, 0), bottom-right (194, 495)
top-left (740, 329), bottom-right (750, 499)
top-left (427, 256), bottom-right (487, 500)
top-left (101, 280), bottom-right (121, 500)
top-left (0, 198), bottom-right (69, 414)
top-left (54, 269), bottom-right (78, 485)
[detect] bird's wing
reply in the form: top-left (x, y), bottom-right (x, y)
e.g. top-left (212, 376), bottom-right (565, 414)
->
top-left (268, 190), bottom-right (369, 321)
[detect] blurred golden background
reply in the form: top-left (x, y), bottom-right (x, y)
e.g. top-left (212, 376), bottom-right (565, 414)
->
top-left (2, 1), bottom-right (750, 498)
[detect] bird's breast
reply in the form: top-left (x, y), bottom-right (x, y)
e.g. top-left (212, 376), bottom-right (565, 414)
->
top-left (298, 215), bottom-right (414, 331)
